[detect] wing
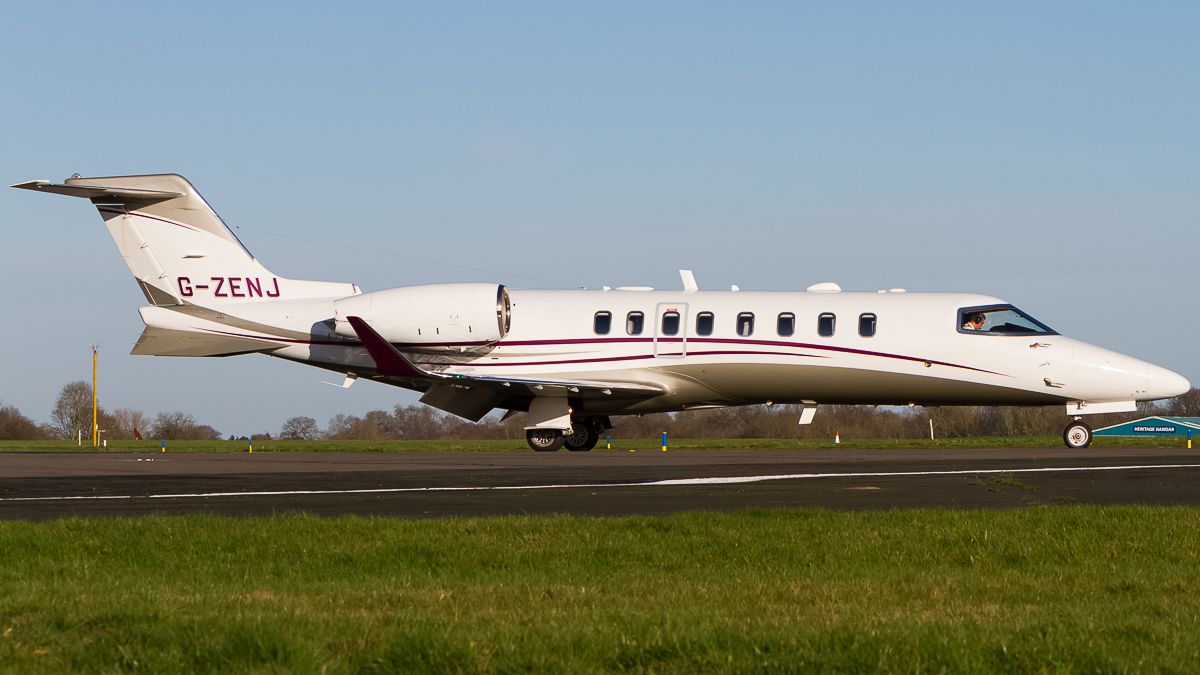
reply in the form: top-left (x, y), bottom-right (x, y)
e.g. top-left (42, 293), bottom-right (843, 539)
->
top-left (345, 316), bottom-right (664, 420)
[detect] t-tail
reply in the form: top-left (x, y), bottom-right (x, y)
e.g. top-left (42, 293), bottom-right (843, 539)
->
top-left (12, 174), bottom-right (359, 356)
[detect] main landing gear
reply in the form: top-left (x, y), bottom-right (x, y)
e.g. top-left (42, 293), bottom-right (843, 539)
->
top-left (1063, 419), bottom-right (1093, 449)
top-left (525, 418), bottom-right (607, 452)
top-left (526, 428), bottom-right (566, 452)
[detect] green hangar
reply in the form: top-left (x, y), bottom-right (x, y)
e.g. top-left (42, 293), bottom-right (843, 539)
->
top-left (1093, 416), bottom-right (1200, 439)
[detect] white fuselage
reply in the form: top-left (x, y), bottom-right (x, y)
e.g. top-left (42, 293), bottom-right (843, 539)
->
top-left (250, 287), bottom-right (1186, 416)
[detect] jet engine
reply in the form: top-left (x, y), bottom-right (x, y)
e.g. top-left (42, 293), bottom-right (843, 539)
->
top-left (333, 283), bottom-right (510, 347)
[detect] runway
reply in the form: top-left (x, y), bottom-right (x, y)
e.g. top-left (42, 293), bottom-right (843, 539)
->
top-left (1, 447), bottom-right (1199, 519)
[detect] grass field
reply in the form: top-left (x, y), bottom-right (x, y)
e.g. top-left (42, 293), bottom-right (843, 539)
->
top-left (0, 507), bottom-right (1198, 673)
top-left (0, 435), bottom-right (1183, 453)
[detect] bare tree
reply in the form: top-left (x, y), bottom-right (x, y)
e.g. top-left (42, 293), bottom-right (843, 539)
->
top-left (1165, 389), bottom-right (1200, 417)
top-left (392, 405), bottom-right (449, 439)
top-left (108, 408), bottom-right (150, 440)
top-left (325, 413), bottom-right (385, 440)
top-left (151, 411), bottom-right (221, 440)
top-left (280, 416), bottom-right (320, 440)
top-left (51, 381), bottom-right (97, 440)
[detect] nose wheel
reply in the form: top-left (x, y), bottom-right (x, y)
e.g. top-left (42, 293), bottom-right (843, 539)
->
top-left (1063, 420), bottom-right (1093, 449)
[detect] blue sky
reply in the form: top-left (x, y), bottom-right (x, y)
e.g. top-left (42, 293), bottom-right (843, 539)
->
top-left (2, 3), bottom-right (1197, 435)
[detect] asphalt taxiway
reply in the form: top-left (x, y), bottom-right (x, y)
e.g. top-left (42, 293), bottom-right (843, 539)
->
top-left (1, 447), bottom-right (1198, 519)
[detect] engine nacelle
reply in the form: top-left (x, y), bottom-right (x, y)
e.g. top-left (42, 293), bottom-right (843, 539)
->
top-left (333, 283), bottom-right (510, 346)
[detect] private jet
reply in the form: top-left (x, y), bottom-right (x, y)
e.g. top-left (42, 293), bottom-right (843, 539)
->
top-left (13, 174), bottom-right (1190, 450)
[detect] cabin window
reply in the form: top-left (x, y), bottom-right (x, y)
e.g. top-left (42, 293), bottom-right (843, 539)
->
top-left (696, 312), bottom-right (714, 336)
top-left (818, 313), bottom-right (836, 337)
top-left (594, 311), bottom-right (612, 335)
top-left (777, 312), bottom-right (795, 337)
top-left (859, 313), bottom-right (877, 337)
top-left (736, 312), bottom-right (755, 337)
top-left (661, 311), bottom-right (680, 336)
top-left (626, 311), bottom-right (644, 335)
top-left (958, 305), bottom-right (1057, 335)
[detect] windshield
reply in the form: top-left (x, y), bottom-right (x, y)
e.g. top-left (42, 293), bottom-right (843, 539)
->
top-left (958, 305), bottom-right (1057, 335)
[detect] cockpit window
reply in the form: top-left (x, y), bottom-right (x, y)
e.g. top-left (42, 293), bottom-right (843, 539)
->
top-left (958, 305), bottom-right (1056, 335)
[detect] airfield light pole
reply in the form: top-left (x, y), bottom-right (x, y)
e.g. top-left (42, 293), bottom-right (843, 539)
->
top-left (91, 345), bottom-right (98, 448)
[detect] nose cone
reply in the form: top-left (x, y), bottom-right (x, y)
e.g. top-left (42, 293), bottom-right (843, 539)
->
top-left (1148, 364), bottom-right (1191, 400)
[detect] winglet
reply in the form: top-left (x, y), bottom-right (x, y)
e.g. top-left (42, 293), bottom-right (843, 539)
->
top-left (345, 316), bottom-right (428, 378)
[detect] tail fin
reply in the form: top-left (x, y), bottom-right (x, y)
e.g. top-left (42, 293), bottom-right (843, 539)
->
top-left (12, 174), bottom-right (357, 307)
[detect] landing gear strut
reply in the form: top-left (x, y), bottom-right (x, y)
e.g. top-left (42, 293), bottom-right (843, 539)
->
top-left (1063, 419), bottom-right (1092, 449)
top-left (525, 417), bottom-right (609, 452)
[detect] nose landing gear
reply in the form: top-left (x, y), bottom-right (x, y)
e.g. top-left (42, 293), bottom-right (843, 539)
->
top-left (1063, 419), bottom-right (1093, 449)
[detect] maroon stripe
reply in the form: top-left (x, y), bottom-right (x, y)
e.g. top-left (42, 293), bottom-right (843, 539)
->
top-left (202, 329), bottom-right (998, 376)
top-left (494, 336), bottom-right (999, 375)
top-left (677, 349), bottom-right (825, 359)
top-left (458, 353), bottom-right (660, 368)
top-left (452, 350), bottom-right (826, 368)
top-left (687, 338), bottom-right (1000, 375)
top-left (388, 339), bottom-right (496, 348)
top-left (501, 337), bottom-right (650, 346)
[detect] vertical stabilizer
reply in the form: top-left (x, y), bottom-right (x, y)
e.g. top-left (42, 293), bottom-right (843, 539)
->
top-left (12, 174), bottom-right (358, 307)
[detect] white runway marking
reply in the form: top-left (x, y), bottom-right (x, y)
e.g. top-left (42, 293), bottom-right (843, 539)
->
top-left (2, 463), bottom-right (1199, 502)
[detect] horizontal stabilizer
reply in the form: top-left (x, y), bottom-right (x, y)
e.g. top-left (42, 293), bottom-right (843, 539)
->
top-left (11, 180), bottom-right (183, 202)
top-left (131, 326), bottom-right (282, 357)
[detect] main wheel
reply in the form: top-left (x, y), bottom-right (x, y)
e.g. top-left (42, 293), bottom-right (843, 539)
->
top-left (563, 423), bottom-right (599, 452)
top-left (526, 429), bottom-right (565, 452)
top-left (1063, 420), bottom-right (1093, 449)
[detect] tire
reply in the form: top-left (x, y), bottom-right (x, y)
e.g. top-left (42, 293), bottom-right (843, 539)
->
top-left (564, 424), bottom-right (599, 452)
top-left (526, 429), bottom-right (565, 452)
top-left (1063, 420), bottom-right (1092, 449)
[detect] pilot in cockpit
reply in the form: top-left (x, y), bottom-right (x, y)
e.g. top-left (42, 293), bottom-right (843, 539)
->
top-left (962, 312), bottom-right (987, 331)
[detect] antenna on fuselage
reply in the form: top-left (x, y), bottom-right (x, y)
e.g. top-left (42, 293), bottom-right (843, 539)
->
top-left (679, 270), bottom-right (698, 293)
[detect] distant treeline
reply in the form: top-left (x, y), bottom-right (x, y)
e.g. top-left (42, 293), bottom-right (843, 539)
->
top-left (289, 393), bottom-right (1198, 442)
top-left (0, 381), bottom-right (219, 442)
top-left (4, 381), bottom-right (1198, 442)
